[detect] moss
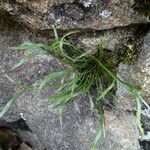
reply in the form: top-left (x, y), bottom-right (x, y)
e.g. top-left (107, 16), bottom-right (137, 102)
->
top-left (117, 37), bottom-right (142, 65)
top-left (121, 44), bottom-right (137, 64)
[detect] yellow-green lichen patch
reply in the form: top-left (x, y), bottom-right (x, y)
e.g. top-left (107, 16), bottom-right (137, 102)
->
top-left (121, 44), bottom-right (138, 64)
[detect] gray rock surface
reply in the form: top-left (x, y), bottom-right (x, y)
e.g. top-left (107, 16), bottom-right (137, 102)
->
top-left (19, 143), bottom-right (32, 150)
top-left (71, 26), bottom-right (137, 53)
top-left (0, 0), bottom-right (149, 30)
top-left (98, 110), bottom-right (140, 150)
top-left (116, 30), bottom-right (150, 111)
top-left (0, 10), bottom-right (142, 150)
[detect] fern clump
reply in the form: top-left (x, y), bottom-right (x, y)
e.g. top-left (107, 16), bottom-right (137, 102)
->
top-left (1, 27), bottom-right (149, 149)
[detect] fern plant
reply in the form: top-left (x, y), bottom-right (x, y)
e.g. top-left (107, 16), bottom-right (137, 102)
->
top-left (0, 27), bottom-right (149, 149)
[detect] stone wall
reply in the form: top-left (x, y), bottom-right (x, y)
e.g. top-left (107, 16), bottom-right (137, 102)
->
top-left (0, 0), bottom-right (150, 150)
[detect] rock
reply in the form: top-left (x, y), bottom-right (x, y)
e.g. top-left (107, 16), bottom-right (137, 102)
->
top-left (0, 127), bottom-right (22, 150)
top-left (135, 31), bottom-right (150, 103)
top-left (70, 26), bottom-right (136, 53)
top-left (18, 143), bottom-right (32, 150)
top-left (0, 0), bottom-right (149, 31)
top-left (98, 110), bottom-right (140, 150)
top-left (0, 11), bottom-right (141, 150)
top-left (116, 30), bottom-right (150, 110)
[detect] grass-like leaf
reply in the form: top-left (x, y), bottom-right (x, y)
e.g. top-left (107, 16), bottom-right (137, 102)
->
top-left (91, 106), bottom-right (105, 150)
top-left (47, 91), bottom-right (81, 109)
top-left (0, 86), bottom-right (31, 118)
top-left (12, 50), bottom-right (47, 69)
top-left (11, 43), bottom-right (50, 50)
top-left (97, 80), bottom-right (115, 101)
top-left (38, 70), bottom-right (73, 92)
top-left (4, 75), bottom-right (18, 84)
top-left (88, 93), bottom-right (95, 114)
top-left (0, 92), bottom-right (23, 118)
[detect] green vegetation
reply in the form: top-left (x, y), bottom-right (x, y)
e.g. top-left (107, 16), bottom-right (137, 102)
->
top-left (120, 43), bottom-right (139, 64)
top-left (0, 27), bottom-right (148, 149)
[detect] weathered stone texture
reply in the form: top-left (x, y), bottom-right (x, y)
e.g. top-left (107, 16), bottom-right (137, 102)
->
top-left (116, 30), bottom-right (150, 111)
top-left (0, 0), bottom-right (149, 30)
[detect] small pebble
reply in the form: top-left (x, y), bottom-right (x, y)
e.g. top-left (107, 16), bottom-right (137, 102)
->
top-left (100, 10), bottom-right (112, 18)
top-left (19, 113), bottom-right (26, 120)
top-left (83, 0), bottom-right (93, 7)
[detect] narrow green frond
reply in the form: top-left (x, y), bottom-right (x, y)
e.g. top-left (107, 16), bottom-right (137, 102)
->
top-left (98, 42), bottom-right (104, 61)
top-left (75, 53), bottom-right (88, 60)
top-left (49, 40), bottom-right (60, 50)
top-left (74, 101), bottom-right (81, 113)
top-left (4, 75), bottom-right (18, 84)
top-left (48, 91), bottom-right (72, 101)
top-left (91, 114), bottom-right (105, 150)
top-left (44, 91), bottom-right (75, 108)
top-left (61, 30), bottom-right (80, 40)
top-left (63, 40), bottom-right (83, 53)
top-left (48, 92), bottom-right (81, 109)
top-left (12, 53), bottom-right (34, 69)
top-left (59, 40), bottom-right (77, 62)
top-left (0, 92), bottom-right (22, 117)
top-left (3, 78), bottom-right (38, 115)
top-left (135, 96), bottom-right (144, 135)
top-left (91, 100), bottom-right (105, 150)
top-left (12, 50), bottom-right (47, 69)
top-left (97, 80), bottom-right (115, 101)
top-left (52, 25), bottom-right (59, 40)
top-left (11, 43), bottom-right (50, 50)
top-left (88, 93), bottom-right (95, 115)
top-left (91, 128), bottom-right (102, 150)
top-left (58, 107), bottom-right (64, 126)
top-left (39, 70), bottom-right (73, 92)
top-left (0, 85), bottom-right (32, 118)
